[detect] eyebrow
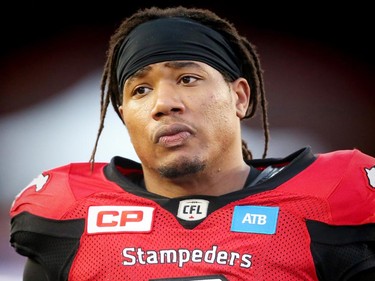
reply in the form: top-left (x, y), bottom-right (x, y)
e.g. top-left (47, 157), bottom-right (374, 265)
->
top-left (125, 61), bottom-right (204, 85)
top-left (164, 61), bottom-right (203, 69)
top-left (126, 65), bottom-right (152, 85)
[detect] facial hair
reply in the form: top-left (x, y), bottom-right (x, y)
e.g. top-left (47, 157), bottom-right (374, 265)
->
top-left (158, 156), bottom-right (206, 178)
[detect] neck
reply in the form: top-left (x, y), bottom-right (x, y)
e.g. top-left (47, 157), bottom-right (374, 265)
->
top-left (143, 161), bottom-right (250, 198)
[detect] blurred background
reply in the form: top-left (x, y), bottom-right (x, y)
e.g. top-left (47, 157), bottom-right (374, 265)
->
top-left (1, 1), bottom-right (374, 279)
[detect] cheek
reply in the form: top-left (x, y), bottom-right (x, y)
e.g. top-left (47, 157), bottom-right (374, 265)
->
top-left (201, 91), bottom-right (238, 147)
top-left (122, 98), bottom-right (152, 127)
top-left (204, 91), bottom-right (234, 125)
top-left (124, 119), bottom-right (152, 164)
top-left (122, 105), bottom-right (150, 147)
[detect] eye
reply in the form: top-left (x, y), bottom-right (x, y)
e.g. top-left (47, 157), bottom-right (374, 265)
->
top-left (179, 75), bottom-right (199, 85)
top-left (132, 86), bottom-right (152, 97)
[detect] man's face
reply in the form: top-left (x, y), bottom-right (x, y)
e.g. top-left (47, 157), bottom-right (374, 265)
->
top-left (119, 61), bottom-right (248, 179)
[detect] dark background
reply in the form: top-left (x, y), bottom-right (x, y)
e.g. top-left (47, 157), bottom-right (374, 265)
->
top-left (2, 1), bottom-right (374, 115)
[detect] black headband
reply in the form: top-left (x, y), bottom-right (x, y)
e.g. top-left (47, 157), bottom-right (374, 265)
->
top-left (115, 17), bottom-right (242, 93)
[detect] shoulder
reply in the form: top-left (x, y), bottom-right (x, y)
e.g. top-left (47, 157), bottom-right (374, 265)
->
top-left (317, 148), bottom-right (374, 165)
top-left (281, 148), bottom-right (375, 224)
top-left (316, 149), bottom-right (375, 223)
top-left (315, 149), bottom-right (375, 189)
top-left (10, 161), bottom-right (109, 219)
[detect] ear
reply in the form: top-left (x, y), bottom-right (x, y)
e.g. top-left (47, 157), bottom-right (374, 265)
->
top-left (118, 105), bottom-right (124, 117)
top-left (231, 78), bottom-right (250, 119)
top-left (118, 105), bottom-right (127, 126)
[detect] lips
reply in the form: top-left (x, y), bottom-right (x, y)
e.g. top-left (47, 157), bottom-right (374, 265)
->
top-left (153, 123), bottom-right (194, 147)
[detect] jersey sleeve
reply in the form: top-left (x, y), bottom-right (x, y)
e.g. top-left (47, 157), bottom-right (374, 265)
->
top-left (328, 149), bottom-right (375, 225)
top-left (9, 163), bottom-right (88, 278)
top-left (10, 164), bottom-right (77, 220)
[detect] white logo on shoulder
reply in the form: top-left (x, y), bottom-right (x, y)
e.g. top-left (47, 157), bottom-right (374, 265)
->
top-left (87, 206), bottom-right (155, 234)
top-left (177, 199), bottom-right (209, 221)
top-left (11, 174), bottom-right (50, 208)
top-left (14, 173), bottom-right (49, 200)
top-left (27, 174), bottom-right (49, 191)
top-left (365, 166), bottom-right (375, 188)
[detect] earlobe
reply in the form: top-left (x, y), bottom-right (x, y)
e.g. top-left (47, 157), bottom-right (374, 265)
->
top-left (233, 78), bottom-right (250, 119)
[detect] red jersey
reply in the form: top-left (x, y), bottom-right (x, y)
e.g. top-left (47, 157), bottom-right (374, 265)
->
top-left (9, 147), bottom-right (375, 280)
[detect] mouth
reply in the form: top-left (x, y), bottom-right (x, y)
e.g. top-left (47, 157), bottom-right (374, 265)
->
top-left (154, 124), bottom-right (194, 147)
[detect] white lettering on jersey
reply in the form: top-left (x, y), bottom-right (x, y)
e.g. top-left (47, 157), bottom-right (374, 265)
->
top-left (87, 206), bottom-right (155, 234)
top-left (177, 199), bottom-right (209, 221)
top-left (365, 166), bottom-right (375, 188)
top-left (122, 245), bottom-right (252, 269)
top-left (242, 213), bottom-right (267, 225)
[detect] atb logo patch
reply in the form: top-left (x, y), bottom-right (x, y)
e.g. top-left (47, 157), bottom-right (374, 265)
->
top-left (177, 199), bottom-right (209, 221)
top-left (365, 166), bottom-right (375, 188)
top-left (231, 205), bottom-right (279, 234)
top-left (87, 206), bottom-right (155, 234)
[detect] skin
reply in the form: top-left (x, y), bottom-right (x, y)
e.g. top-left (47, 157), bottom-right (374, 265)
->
top-left (119, 60), bottom-right (251, 198)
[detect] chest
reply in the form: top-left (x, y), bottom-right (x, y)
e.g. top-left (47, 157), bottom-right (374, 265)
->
top-left (67, 191), bottom-right (325, 280)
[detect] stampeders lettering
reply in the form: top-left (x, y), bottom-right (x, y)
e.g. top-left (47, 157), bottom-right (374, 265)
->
top-left (122, 245), bottom-right (252, 268)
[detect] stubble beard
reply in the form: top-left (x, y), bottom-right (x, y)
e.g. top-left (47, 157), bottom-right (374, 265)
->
top-left (158, 156), bottom-right (206, 179)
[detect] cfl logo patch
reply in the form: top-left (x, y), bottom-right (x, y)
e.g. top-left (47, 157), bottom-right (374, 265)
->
top-left (87, 206), bottom-right (155, 234)
top-left (177, 199), bottom-right (209, 221)
top-left (231, 205), bottom-right (279, 234)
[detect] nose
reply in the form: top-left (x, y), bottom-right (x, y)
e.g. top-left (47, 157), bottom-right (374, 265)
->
top-left (151, 82), bottom-right (185, 119)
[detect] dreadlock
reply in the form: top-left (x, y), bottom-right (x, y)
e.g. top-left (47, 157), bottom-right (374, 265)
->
top-left (89, 6), bottom-right (270, 167)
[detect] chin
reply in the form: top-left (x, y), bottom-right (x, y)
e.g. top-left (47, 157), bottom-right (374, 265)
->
top-left (158, 156), bottom-right (206, 179)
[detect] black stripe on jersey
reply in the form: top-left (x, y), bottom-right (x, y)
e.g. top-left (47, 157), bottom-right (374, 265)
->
top-left (306, 220), bottom-right (375, 281)
top-left (10, 212), bottom-right (84, 281)
top-left (11, 211), bottom-right (84, 238)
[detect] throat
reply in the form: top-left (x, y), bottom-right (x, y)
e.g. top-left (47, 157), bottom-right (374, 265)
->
top-left (146, 164), bottom-right (251, 198)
